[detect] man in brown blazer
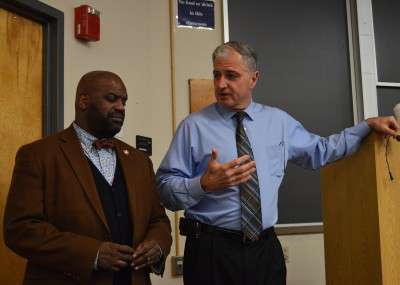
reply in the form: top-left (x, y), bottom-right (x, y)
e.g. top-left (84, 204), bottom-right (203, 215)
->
top-left (3, 71), bottom-right (172, 285)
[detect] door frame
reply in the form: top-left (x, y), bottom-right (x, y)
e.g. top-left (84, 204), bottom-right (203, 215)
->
top-left (0, 0), bottom-right (64, 134)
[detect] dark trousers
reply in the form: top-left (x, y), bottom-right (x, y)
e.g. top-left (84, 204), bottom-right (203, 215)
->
top-left (183, 226), bottom-right (286, 285)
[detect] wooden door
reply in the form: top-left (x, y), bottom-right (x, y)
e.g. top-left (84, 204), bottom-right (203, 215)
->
top-left (0, 7), bottom-right (43, 284)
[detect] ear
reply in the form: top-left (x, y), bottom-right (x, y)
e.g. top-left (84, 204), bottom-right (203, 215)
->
top-left (249, 71), bottom-right (259, 89)
top-left (78, 94), bottom-right (90, 110)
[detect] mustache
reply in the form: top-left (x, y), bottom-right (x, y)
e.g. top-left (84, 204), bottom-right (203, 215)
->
top-left (108, 111), bottom-right (124, 119)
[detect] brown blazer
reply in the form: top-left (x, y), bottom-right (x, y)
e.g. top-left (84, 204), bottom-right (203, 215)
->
top-left (3, 126), bottom-right (172, 285)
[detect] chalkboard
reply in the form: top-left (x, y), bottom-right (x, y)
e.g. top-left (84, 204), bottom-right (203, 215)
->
top-left (228, 0), bottom-right (354, 225)
top-left (372, 0), bottom-right (400, 83)
top-left (373, 0), bottom-right (400, 116)
top-left (378, 87), bottom-right (400, 116)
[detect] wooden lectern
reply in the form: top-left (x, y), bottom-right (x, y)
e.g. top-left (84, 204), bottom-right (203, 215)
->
top-left (321, 133), bottom-right (400, 285)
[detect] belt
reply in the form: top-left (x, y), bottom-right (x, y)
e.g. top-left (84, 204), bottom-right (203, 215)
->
top-left (179, 217), bottom-right (275, 244)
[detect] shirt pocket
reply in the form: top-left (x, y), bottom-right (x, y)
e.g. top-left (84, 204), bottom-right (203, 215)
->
top-left (265, 142), bottom-right (284, 177)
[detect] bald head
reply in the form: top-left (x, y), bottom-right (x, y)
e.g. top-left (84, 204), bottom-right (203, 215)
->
top-left (74, 70), bottom-right (127, 138)
top-left (75, 71), bottom-right (124, 111)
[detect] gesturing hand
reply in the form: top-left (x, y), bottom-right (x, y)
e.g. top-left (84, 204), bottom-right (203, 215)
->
top-left (131, 240), bottom-right (163, 270)
top-left (97, 242), bottom-right (133, 272)
top-left (200, 148), bottom-right (256, 192)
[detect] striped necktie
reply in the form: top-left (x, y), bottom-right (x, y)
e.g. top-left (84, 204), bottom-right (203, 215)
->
top-left (235, 111), bottom-right (262, 241)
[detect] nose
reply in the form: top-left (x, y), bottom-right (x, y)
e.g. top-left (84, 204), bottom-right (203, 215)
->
top-left (115, 98), bottom-right (125, 113)
top-left (215, 75), bottom-right (227, 89)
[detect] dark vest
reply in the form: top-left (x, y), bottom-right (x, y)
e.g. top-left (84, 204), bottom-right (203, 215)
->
top-left (88, 159), bottom-right (133, 285)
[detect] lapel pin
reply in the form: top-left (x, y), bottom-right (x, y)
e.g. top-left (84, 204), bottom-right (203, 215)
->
top-left (123, 149), bottom-right (129, 156)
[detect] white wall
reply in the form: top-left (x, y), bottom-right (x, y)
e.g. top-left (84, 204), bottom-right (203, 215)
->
top-left (280, 234), bottom-right (325, 285)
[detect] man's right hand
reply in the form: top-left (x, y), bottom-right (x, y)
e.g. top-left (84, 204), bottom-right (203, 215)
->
top-left (97, 242), bottom-right (134, 272)
top-left (200, 148), bottom-right (256, 192)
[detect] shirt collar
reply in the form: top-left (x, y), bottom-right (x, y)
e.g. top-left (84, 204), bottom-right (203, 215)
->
top-left (72, 122), bottom-right (99, 150)
top-left (215, 100), bottom-right (256, 121)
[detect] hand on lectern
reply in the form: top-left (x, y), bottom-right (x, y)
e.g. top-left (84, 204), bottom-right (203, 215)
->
top-left (366, 116), bottom-right (399, 138)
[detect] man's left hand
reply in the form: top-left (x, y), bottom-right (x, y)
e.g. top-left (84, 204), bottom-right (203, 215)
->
top-left (366, 116), bottom-right (400, 137)
top-left (131, 240), bottom-right (162, 270)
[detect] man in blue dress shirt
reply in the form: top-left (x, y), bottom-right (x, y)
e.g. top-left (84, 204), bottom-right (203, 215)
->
top-left (156, 42), bottom-right (399, 285)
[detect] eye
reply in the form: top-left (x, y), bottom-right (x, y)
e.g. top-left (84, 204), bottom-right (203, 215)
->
top-left (106, 94), bottom-right (117, 102)
top-left (226, 72), bottom-right (239, 81)
top-left (121, 97), bottom-right (128, 106)
top-left (213, 71), bottom-right (221, 80)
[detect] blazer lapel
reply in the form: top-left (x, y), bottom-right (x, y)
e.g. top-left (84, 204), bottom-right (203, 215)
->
top-left (115, 142), bottom-right (142, 245)
top-left (58, 126), bottom-right (110, 233)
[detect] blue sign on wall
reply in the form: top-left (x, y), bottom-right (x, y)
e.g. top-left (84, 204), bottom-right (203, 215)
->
top-left (177, 0), bottom-right (215, 29)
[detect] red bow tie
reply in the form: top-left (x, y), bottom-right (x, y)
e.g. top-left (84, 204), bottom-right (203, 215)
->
top-left (92, 138), bottom-right (115, 150)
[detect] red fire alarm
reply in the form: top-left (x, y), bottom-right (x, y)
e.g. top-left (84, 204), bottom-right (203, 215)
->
top-left (75, 5), bottom-right (100, 41)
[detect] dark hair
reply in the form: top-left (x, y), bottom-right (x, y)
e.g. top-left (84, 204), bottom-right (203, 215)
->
top-left (212, 41), bottom-right (258, 71)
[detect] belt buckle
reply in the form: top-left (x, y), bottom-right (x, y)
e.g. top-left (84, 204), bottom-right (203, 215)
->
top-left (243, 234), bottom-right (259, 244)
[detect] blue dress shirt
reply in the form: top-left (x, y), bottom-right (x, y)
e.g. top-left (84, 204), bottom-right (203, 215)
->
top-left (156, 101), bottom-right (371, 230)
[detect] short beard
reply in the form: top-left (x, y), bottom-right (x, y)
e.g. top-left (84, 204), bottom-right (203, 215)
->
top-left (87, 108), bottom-right (122, 138)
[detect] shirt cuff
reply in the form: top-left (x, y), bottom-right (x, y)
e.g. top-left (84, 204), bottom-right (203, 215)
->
top-left (93, 249), bottom-right (100, 270)
top-left (187, 176), bottom-right (206, 202)
top-left (354, 121), bottom-right (372, 137)
top-left (150, 243), bottom-right (165, 275)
